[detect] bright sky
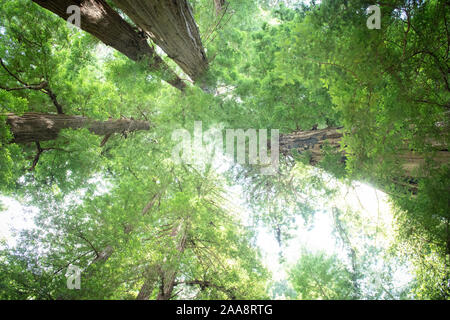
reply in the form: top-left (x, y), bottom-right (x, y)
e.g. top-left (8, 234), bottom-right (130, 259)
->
top-left (0, 197), bottom-right (38, 247)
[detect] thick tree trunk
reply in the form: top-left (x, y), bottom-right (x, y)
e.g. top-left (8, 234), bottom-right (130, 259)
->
top-left (279, 127), bottom-right (344, 166)
top-left (32, 0), bottom-right (185, 91)
top-left (279, 127), bottom-right (450, 178)
top-left (112, 0), bottom-right (208, 81)
top-left (5, 113), bottom-right (150, 144)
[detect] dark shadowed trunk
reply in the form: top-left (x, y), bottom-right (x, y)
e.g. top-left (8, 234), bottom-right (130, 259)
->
top-left (32, 0), bottom-right (185, 91)
top-left (113, 0), bottom-right (208, 81)
top-left (136, 278), bottom-right (155, 300)
top-left (136, 264), bottom-right (160, 300)
top-left (5, 113), bottom-right (150, 144)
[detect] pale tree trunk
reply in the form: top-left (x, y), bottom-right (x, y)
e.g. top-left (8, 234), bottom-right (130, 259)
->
top-left (91, 245), bottom-right (114, 264)
top-left (279, 127), bottom-right (450, 179)
top-left (112, 0), bottom-right (208, 81)
top-left (32, 0), bottom-right (185, 91)
top-left (5, 112), bottom-right (150, 144)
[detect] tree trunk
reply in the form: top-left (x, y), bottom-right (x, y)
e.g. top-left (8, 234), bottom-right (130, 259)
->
top-left (214, 0), bottom-right (227, 16)
top-left (136, 264), bottom-right (160, 300)
top-left (279, 127), bottom-right (450, 178)
top-left (279, 127), bottom-right (344, 166)
top-left (91, 245), bottom-right (114, 264)
top-left (155, 221), bottom-right (188, 300)
top-left (5, 112), bottom-right (150, 144)
top-left (32, 0), bottom-right (185, 91)
top-left (136, 277), bottom-right (155, 300)
top-left (112, 0), bottom-right (208, 81)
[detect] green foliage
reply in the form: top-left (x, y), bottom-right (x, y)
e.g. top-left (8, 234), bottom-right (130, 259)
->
top-left (288, 250), bottom-right (354, 300)
top-left (0, 0), bottom-right (448, 300)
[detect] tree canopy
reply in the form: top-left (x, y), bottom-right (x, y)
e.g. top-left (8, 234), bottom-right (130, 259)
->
top-left (0, 0), bottom-right (448, 300)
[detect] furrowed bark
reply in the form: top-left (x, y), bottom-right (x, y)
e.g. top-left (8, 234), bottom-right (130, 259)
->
top-left (279, 127), bottom-right (344, 166)
top-left (136, 277), bottom-right (155, 300)
top-left (112, 0), bottom-right (208, 81)
top-left (279, 127), bottom-right (450, 178)
top-left (32, 0), bottom-right (185, 90)
top-left (5, 112), bottom-right (150, 144)
top-left (136, 264), bottom-right (161, 300)
top-left (156, 223), bottom-right (188, 300)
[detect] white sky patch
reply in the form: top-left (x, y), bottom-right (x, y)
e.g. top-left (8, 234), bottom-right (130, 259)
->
top-left (0, 197), bottom-right (37, 247)
top-left (257, 210), bottom-right (337, 282)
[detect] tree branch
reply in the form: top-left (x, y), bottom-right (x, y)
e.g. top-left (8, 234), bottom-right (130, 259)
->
top-left (0, 58), bottom-right (64, 113)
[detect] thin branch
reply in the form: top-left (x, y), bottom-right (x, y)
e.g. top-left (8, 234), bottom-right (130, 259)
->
top-left (0, 58), bottom-right (28, 86)
top-left (0, 82), bottom-right (48, 92)
top-left (100, 133), bottom-right (112, 147)
top-left (28, 143), bottom-right (71, 171)
top-left (44, 88), bottom-right (64, 114)
top-left (29, 142), bottom-right (44, 171)
top-left (75, 233), bottom-right (100, 259)
top-left (0, 57), bottom-right (64, 113)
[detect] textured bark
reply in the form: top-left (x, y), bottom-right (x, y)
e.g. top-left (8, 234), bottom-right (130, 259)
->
top-left (113, 0), bottom-right (208, 81)
top-left (91, 245), bottom-right (114, 263)
top-left (136, 278), bottom-right (155, 300)
top-left (32, 0), bottom-right (185, 90)
top-left (5, 113), bottom-right (150, 144)
top-left (396, 151), bottom-right (450, 176)
top-left (279, 127), bottom-right (344, 166)
top-left (279, 127), bottom-right (450, 177)
top-left (136, 264), bottom-right (160, 300)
